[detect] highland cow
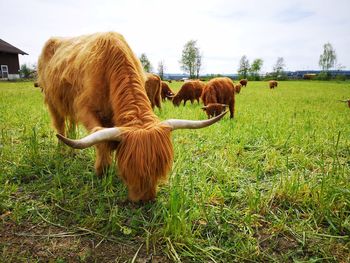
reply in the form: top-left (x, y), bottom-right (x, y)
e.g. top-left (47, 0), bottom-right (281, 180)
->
top-left (269, 80), bottom-right (278, 89)
top-left (202, 103), bottom-right (228, 118)
top-left (37, 32), bottom-right (226, 202)
top-left (239, 79), bottom-right (248, 87)
top-left (201, 77), bottom-right (235, 118)
top-left (234, 83), bottom-right (242, 94)
top-left (145, 73), bottom-right (162, 109)
top-left (172, 80), bottom-right (205, 106)
top-left (161, 81), bottom-right (175, 101)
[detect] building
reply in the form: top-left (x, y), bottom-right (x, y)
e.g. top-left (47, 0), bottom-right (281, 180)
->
top-left (0, 39), bottom-right (28, 80)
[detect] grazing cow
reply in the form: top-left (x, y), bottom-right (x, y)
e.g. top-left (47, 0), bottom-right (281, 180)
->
top-left (239, 79), bottom-right (248, 87)
top-left (161, 81), bottom-right (175, 101)
top-left (339, 99), bottom-right (350, 108)
top-left (201, 77), bottom-right (235, 118)
top-left (145, 73), bottom-right (162, 109)
top-left (37, 32), bottom-right (227, 202)
top-left (172, 80), bottom-right (205, 106)
top-left (202, 103), bottom-right (228, 119)
top-left (234, 83), bottom-right (242, 94)
top-left (269, 80), bottom-right (278, 89)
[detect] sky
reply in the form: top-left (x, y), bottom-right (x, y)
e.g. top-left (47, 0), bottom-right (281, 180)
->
top-left (2, 0), bottom-right (350, 74)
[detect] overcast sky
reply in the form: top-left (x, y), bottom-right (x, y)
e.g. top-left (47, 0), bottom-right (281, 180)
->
top-left (3, 0), bottom-right (350, 74)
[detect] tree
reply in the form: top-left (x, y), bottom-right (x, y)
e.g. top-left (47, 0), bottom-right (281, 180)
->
top-left (20, 63), bottom-right (36, 78)
top-left (319, 42), bottom-right (337, 72)
top-left (237, 55), bottom-right (250, 79)
top-left (249, 58), bottom-right (263, 80)
top-left (195, 49), bottom-right (202, 79)
top-left (139, 53), bottom-right (153, 72)
top-left (180, 40), bottom-right (202, 79)
top-left (157, 60), bottom-right (165, 80)
top-left (273, 57), bottom-right (285, 79)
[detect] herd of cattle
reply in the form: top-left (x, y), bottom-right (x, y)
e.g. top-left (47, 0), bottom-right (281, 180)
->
top-left (145, 75), bottom-right (278, 120)
top-left (35, 31), bottom-right (283, 202)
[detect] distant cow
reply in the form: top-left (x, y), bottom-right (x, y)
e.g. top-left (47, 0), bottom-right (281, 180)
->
top-left (145, 73), bottom-right (162, 109)
top-left (269, 80), bottom-right (278, 89)
top-left (201, 77), bottom-right (235, 118)
top-left (339, 99), bottom-right (350, 108)
top-left (234, 83), bottom-right (242, 94)
top-left (161, 81), bottom-right (175, 101)
top-left (172, 80), bottom-right (205, 106)
top-left (239, 79), bottom-right (248, 87)
top-left (202, 103), bottom-right (228, 118)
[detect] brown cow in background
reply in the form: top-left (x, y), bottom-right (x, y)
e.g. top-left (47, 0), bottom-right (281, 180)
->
top-left (269, 80), bottom-right (278, 89)
top-left (202, 103), bottom-right (228, 118)
top-left (37, 32), bottom-right (227, 202)
top-left (202, 77), bottom-right (235, 118)
top-left (239, 79), bottom-right (248, 87)
top-left (145, 73), bottom-right (162, 109)
top-left (161, 81), bottom-right (175, 101)
top-left (172, 80), bottom-right (205, 106)
top-left (234, 83), bottom-right (242, 94)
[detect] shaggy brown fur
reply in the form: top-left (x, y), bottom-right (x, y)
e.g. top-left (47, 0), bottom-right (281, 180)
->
top-left (269, 80), bottom-right (278, 89)
top-left (234, 83), bottom-right (242, 94)
top-left (172, 80), bottom-right (204, 106)
top-left (239, 79), bottom-right (248, 87)
top-left (201, 77), bottom-right (235, 118)
top-left (161, 81), bottom-right (174, 101)
top-left (38, 32), bottom-right (173, 202)
top-left (145, 73), bottom-right (162, 109)
top-left (202, 103), bottom-right (228, 119)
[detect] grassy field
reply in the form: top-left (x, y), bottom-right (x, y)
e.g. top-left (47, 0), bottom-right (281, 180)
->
top-left (0, 80), bottom-right (349, 262)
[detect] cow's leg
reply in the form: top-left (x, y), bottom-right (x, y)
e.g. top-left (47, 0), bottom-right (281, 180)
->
top-left (229, 100), bottom-right (235, 119)
top-left (183, 100), bottom-right (187, 106)
top-left (155, 95), bottom-right (161, 109)
top-left (94, 142), bottom-right (113, 176)
top-left (77, 109), bottom-right (113, 176)
top-left (47, 105), bottom-right (65, 136)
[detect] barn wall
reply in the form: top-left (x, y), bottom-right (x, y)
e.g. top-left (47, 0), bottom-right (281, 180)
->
top-left (0, 52), bottom-right (20, 75)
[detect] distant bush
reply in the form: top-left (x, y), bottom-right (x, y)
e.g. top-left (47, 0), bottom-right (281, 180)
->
top-left (316, 71), bottom-right (331, 80)
top-left (20, 64), bottom-right (37, 79)
top-left (334, 74), bottom-right (347, 81)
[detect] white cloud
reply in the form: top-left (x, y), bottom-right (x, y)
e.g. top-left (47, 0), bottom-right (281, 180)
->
top-left (3, 0), bottom-right (350, 74)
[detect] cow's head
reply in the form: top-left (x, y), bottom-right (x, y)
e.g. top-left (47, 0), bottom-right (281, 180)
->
top-left (56, 111), bottom-right (228, 202)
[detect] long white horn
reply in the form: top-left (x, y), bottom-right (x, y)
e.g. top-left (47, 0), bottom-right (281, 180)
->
top-left (161, 111), bottom-right (228, 131)
top-left (56, 127), bottom-right (123, 149)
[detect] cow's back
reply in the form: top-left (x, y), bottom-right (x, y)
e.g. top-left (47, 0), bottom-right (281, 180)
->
top-left (38, 32), bottom-right (147, 122)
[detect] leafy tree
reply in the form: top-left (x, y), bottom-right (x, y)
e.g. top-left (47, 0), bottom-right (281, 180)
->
top-left (273, 57), bottom-right (286, 79)
top-left (195, 49), bottom-right (202, 79)
top-left (139, 53), bottom-right (153, 72)
top-left (180, 40), bottom-right (202, 79)
top-left (20, 63), bottom-right (36, 78)
top-left (249, 58), bottom-right (263, 80)
top-left (157, 60), bottom-right (165, 80)
top-left (237, 55), bottom-right (250, 79)
top-left (319, 42), bottom-right (337, 72)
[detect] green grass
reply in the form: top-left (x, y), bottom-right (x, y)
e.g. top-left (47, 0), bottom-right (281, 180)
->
top-left (0, 80), bottom-right (349, 262)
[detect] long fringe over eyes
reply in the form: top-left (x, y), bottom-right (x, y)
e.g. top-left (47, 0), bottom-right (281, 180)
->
top-left (117, 126), bottom-right (173, 202)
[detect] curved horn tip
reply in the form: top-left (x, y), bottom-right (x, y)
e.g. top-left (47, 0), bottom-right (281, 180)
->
top-left (163, 110), bottom-right (228, 131)
top-left (56, 133), bottom-right (84, 149)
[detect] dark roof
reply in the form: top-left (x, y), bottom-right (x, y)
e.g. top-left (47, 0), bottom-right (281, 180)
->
top-left (0, 39), bottom-right (28, 55)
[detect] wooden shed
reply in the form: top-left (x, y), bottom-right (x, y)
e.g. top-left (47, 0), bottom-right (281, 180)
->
top-left (0, 39), bottom-right (28, 80)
